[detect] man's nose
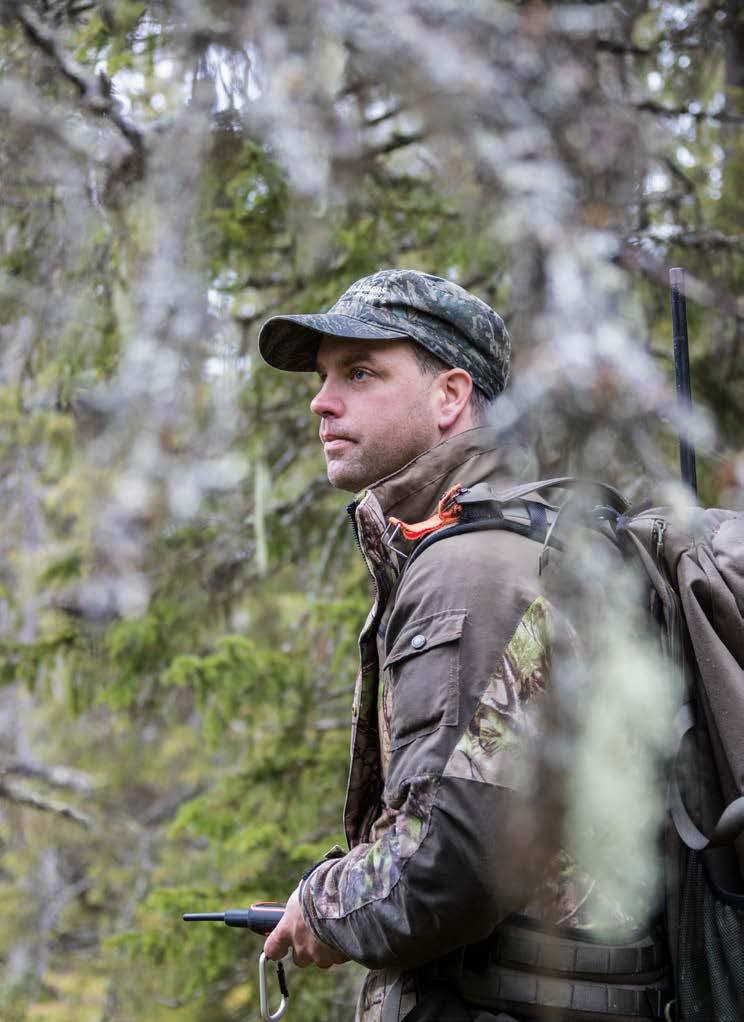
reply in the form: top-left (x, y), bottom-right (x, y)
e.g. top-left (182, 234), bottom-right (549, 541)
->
top-left (310, 378), bottom-right (343, 418)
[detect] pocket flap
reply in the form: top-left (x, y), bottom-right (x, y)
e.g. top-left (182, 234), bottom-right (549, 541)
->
top-left (383, 609), bottom-right (467, 669)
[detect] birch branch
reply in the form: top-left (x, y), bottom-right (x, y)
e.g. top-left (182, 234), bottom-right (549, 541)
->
top-left (1, 760), bottom-right (98, 793)
top-left (0, 779), bottom-right (92, 828)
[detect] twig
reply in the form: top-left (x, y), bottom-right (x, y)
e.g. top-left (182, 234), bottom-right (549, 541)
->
top-left (618, 243), bottom-right (743, 318)
top-left (1, 760), bottom-right (97, 793)
top-left (142, 783), bottom-right (206, 826)
top-left (0, 778), bottom-right (92, 828)
top-left (364, 129), bottom-right (428, 158)
top-left (364, 103), bottom-right (405, 127)
top-left (314, 503), bottom-right (353, 596)
top-left (631, 228), bottom-right (744, 251)
top-left (635, 98), bottom-right (742, 125)
top-left (596, 39), bottom-right (652, 58)
top-left (16, 5), bottom-right (145, 168)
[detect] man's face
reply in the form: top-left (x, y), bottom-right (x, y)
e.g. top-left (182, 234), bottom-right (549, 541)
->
top-left (310, 337), bottom-right (444, 492)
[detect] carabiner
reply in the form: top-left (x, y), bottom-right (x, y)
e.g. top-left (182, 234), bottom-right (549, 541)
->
top-left (258, 950), bottom-right (290, 1021)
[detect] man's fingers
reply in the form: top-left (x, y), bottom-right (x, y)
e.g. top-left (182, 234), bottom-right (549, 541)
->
top-left (316, 953), bottom-right (344, 970)
top-left (263, 885), bottom-right (347, 969)
top-left (291, 946), bottom-right (311, 968)
top-left (290, 933), bottom-right (320, 968)
top-left (293, 941), bottom-right (347, 969)
top-left (264, 929), bottom-right (291, 961)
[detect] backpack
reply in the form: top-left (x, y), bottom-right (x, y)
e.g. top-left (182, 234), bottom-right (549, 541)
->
top-left (388, 477), bottom-right (744, 1022)
top-left (619, 503), bottom-right (744, 1022)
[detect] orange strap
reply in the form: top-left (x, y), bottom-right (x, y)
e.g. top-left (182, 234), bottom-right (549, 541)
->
top-left (387, 483), bottom-right (465, 541)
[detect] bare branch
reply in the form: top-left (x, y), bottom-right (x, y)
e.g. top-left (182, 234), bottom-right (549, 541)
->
top-left (141, 783), bottom-right (206, 826)
top-left (1, 760), bottom-right (98, 793)
top-left (274, 476), bottom-right (329, 524)
top-left (0, 779), bottom-right (92, 828)
top-left (596, 38), bottom-right (652, 58)
top-left (636, 98), bottom-right (743, 125)
top-left (364, 129), bottom-right (428, 158)
top-left (15, 5), bottom-right (145, 168)
top-left (364, 103), bottom-right (405, 127)
top-left (618, 243), bottom-right (744, 319)
top-left (314, 503), bottom-right (353, 596)
top-left (631, 229), bottom-right (744, 251)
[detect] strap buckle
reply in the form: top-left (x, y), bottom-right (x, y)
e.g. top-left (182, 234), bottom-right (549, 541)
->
top-left (382, 521), bottom-right (410, 559)
top-left (384, 483), bottom-right (468, 554)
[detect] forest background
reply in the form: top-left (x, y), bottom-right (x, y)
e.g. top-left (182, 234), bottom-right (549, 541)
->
top-left (0, 1), bottom-right (742, 1020)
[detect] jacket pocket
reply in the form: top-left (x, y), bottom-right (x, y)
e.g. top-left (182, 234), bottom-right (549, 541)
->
top-left (383, 609), bottom-right (466, 750)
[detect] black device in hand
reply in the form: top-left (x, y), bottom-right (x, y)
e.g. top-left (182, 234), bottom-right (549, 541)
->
top-left (183, 901), bottom-right (285, 935)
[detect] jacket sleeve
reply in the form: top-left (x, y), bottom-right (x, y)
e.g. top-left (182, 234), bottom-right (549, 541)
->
top-left (300, 530), bottom-right (566, 969)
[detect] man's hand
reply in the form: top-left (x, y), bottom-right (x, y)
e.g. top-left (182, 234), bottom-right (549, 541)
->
top-left (264, 887), bottom-right (349, 969)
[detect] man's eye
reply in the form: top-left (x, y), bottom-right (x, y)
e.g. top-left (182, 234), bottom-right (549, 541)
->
top-left (350, 368), bottom-right (370, 382)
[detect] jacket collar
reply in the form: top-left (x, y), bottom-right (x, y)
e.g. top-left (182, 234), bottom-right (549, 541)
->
top-left (364, 426), bottom-right (530, 528)
top-left (348, 428), bottom-right (533, 651)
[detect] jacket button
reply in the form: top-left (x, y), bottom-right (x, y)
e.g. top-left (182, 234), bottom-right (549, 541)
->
top-left (411, 634), bottom-right (427, 650)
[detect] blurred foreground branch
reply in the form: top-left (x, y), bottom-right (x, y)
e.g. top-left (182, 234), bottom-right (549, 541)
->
top-left (15, 3), bottom-right (145, 166)
top-left (0, 778), bottom-right (92, 827)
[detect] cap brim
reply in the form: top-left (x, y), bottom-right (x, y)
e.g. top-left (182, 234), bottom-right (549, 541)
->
top-left (258, 313), bottom-right (410, 372)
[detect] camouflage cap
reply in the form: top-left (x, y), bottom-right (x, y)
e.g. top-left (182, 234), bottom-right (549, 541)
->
top-left (258, 269), bottom-right (510, 399)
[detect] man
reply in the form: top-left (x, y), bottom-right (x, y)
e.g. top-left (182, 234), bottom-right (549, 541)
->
top-left (259, 270), bottom-right (667, 1022)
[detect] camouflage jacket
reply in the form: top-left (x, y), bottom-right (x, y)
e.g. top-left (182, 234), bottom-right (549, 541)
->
top-left (299, 428), bottom-right (639, 1022)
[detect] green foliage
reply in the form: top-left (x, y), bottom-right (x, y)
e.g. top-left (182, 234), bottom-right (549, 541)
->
top-left (0, 2), bottom-right (741, 1021)
top-left (103, 598), bottom-right (194, 706)
top-left (0, 628), bottom-right (80, 687)
top-left (203, 135), bottom-right (290, 271)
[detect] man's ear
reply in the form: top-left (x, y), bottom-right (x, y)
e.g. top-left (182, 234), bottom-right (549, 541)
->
top-left (436, 368), bottom-right (474, 431)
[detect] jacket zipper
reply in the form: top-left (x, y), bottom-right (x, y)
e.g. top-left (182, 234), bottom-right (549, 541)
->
top-left (651, 516), bottom-right (684, 669)
top-left (347, 497), bottom-right (379, 603)
top-left (652, 518), bottom-right (667, 563)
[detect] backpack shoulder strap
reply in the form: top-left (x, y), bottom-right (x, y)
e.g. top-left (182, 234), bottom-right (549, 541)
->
top-left (402, 513), bottom-right (547, 573)
top-left (386, 477), bottom-right (628, 577)
top-left (671, 703), bottom-right (744, 851)
top-left (461, 477), bottom-right (629, 513)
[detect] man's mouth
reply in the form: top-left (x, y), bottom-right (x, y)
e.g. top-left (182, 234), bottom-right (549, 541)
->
top-left (321, 430), bottom-right (354, 444)
top-left (321, 435), bottom-right (353, 452)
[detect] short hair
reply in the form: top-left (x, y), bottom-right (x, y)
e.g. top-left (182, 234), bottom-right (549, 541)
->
top-left (410, 342), bottom-right (493, 425)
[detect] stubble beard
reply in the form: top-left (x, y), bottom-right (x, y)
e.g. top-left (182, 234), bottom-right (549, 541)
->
top-left (320, 374), bottom-right (443, 492)
top-left (324, 424), bottom-right (439, 493)
top-left (324, 441), bottom-right (385, 492)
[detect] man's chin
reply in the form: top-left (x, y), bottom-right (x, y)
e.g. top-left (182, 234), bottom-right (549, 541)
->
top-left (325, 457), bottom-right (371, 493)
top-left (327, 470), bottom-right (365, 493)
